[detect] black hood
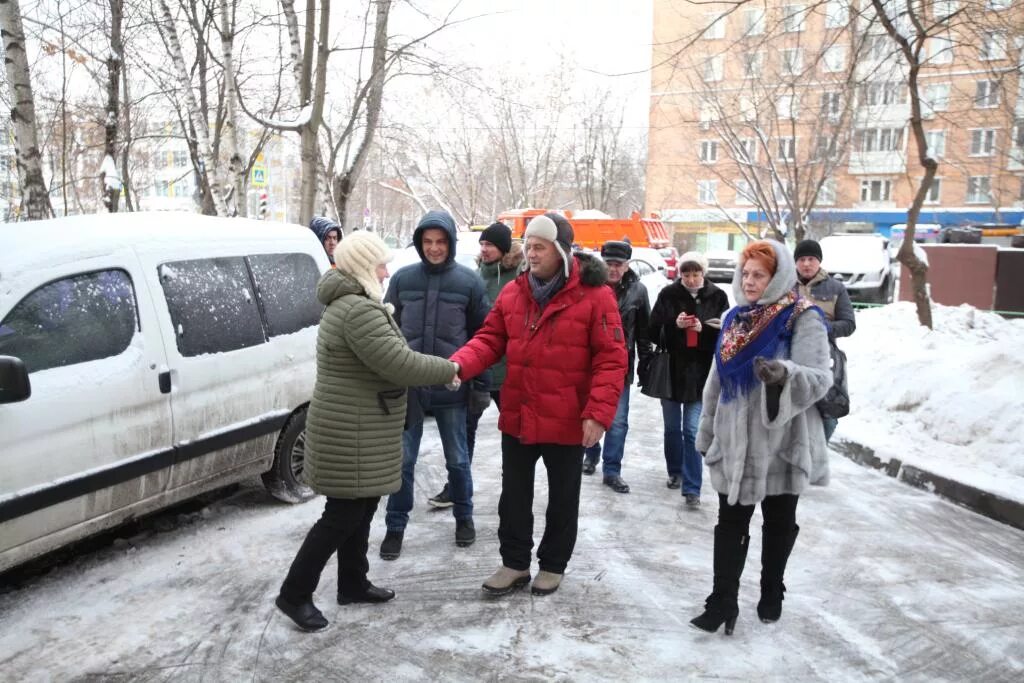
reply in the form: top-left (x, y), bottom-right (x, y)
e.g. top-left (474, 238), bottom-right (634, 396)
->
top-left (413, 210), bottom-right (458, 272)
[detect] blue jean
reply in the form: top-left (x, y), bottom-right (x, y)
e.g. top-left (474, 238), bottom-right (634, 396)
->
top-left (661, 399), bottom-right (703, 496)
top-left (584, 386), bottom-right (629, 477)
top-left (385, 405), bottom-right (473, 531)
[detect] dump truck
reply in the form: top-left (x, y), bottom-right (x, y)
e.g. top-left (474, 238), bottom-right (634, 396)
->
top-left (496, 209), bottom-right (671, 250)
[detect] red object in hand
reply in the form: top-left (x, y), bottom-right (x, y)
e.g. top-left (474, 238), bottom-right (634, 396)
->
top-left (686, 326), bottom-right (698, 347)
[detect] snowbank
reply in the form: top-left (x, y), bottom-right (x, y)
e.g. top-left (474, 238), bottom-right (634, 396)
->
top-left (837, 302), bottom-right (1024, 503)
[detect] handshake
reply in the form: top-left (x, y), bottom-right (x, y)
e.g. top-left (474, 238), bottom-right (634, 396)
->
top-left (446, 362), bottom-right (462, 391)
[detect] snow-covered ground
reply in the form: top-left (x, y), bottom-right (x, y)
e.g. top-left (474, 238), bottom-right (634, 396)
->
top-left (837, 302), bottom-right (1024, 504)
top-left (1, 398), bottom-right (1022, 681)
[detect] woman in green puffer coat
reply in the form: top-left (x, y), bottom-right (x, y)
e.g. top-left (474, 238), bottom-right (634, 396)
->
top-left (276, 231), bottom-right (457, 633)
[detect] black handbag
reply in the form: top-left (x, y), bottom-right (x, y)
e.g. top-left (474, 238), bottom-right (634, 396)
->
top-left (817, 342), bottom-right (850, 419)
top-left (640, 327), bottom-right (674, 400)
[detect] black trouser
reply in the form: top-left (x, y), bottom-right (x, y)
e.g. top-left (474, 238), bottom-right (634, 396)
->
top-left (465, 390), bottom-right (501, 463)
top-left (280, 496), bottom-right (380, 602)
top-left (717, 493), bottom-right (799, 535)
top-left (498, 433), bottom-right (583, 574)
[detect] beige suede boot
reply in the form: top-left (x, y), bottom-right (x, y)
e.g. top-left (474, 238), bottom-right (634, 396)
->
top-left (481, 566), bottom-right (531, 596)
top-left (531, 570), bottom-right (563, 596)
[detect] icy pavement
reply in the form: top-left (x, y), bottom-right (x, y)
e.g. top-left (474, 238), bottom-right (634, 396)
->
top-left (1, 393), bottom-right (1023, 682)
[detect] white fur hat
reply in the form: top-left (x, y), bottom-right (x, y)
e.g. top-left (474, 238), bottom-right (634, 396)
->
top-left (677, 251), bottom-right (709, 275)
top-left (334, 231), bottom-right (393, 302)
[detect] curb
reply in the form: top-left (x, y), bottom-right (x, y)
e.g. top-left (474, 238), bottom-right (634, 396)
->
top-left (831, 439), bottom-right (1024, 532)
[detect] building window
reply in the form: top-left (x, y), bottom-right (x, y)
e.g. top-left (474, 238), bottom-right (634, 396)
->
top-left (172, 150), bottom-right (189, 167)
top-left (975, 81), bottom-right (1000, 108)
top-left (1013, 119), bottom-right (1024, 151)
top-left (743, 7), bottom-right (765, 36)
top-left (1018, 176), bottom-right (1024, 202)
top-left (860, 178), bottom-right (893, 202)
top-left (737, 138), bottom-right (757, 163)
top-left (698, 180), bottom-right (719, 204)
top-left (988, 0), bottom-right (1010, 9)
top-left (861, 82), bottom-right (904, 106)
top-left (820, 92), bottom-right (842, 121)
top-left (778, 137), bottom-right (797, 160)
top-left (823, 45), bottom-right (846, 72)
top-left (980, 32), bottom-right (1007, 60)
top-left (816, 178), bottom-right (837, 205)
top-left (970, 129), bottom-right (996, 156)
top-left (924, 178), bottom-right (942, 204)
top-left (773, 179), bottom-right (795, 204)
top-left (825, 0), bottom-right (848, 28)
top-left (742, 51), bottom-right (764, 78)
top-left (966, 176), bottom-right (991, 203)
top-left (923, 84), bottom-right (950, 118)
top-left (700, 140), bottom-right (719, 163)
top-left (777, 94), bottom-right (799, 120)
top-left (925, 130), bottom-right (946, 158)
top-left (699, 99), bottom-right (717, 128)
top-left (856, 127), bottom-right (904, 153)
top-left (703, 13), bottom-right (726, 40)
top-left (782, 4), bottom-right (806, 32)
top-left (927, 35), bottom-right (953, 64)
top-left (815, 135), bottom-right (839, 160)
top-left (735, 179), bottom-right (754, 205)
top-left (703, 55), bottom-right (724, 82)
top-left (154, 180), bottom-right (170, 197)
top-left (782, 48), bottom-right (803, 75)
top-left (864, 34), bottom-right (889, 61)
top-left (739, 95), bottom-right (757, 122)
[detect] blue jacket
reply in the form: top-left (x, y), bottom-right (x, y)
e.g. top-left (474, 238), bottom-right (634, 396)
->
top-left (385, 211), bottom-right (490, 409)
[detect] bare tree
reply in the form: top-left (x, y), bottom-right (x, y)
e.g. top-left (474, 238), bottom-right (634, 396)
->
top-left (0, 0), bottom-right (54, 219)
top-left (101, 0), bottom-right (124, 212)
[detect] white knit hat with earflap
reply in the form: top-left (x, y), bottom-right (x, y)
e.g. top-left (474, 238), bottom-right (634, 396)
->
top-left (333, 230), bottom-right (393, 303)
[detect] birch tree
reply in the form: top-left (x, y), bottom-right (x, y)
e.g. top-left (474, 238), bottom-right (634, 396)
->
top-left (0, 0), bottom-right (54, 219)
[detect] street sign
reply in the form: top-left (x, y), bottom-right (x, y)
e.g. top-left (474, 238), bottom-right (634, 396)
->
top-left (251, 165), bottom-right (266, 187)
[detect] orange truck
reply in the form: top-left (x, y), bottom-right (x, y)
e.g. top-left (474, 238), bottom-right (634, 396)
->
top-left (496, 209), bottom-right (671, 250)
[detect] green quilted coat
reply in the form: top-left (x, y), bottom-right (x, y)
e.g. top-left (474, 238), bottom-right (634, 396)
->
top-left (304, 268), bottom-right (455, 498)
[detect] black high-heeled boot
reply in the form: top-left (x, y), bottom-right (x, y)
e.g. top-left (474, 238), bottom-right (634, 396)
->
top-left (690, 525), bottom-right (749, 635)
top-left (757, 524), bottom-right (799, 623)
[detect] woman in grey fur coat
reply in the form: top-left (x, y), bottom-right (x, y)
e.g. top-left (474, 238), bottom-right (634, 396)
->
top-left (689, 240), bottom-right (832, 635)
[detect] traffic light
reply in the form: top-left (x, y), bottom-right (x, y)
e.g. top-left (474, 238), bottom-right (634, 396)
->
top-left (258, 192), bottom-right (268, 220)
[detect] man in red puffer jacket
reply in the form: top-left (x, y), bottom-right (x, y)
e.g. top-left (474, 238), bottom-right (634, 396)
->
top-left (450, 212), bottom-right (626, 598)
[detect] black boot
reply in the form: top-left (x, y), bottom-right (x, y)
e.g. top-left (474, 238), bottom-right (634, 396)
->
top-left (275, 594), bottom-right (328, 632)
top-left (757, 524), bottom-right (800, 623)
top-left (690, 525), bottom-right (749, 635)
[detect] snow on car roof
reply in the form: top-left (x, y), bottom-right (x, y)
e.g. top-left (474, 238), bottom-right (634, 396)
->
top-left (0, 212), bottom-right (317, 274)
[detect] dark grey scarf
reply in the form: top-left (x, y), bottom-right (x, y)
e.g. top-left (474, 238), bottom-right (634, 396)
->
top-left (528, 270), bottom-right (567, 310)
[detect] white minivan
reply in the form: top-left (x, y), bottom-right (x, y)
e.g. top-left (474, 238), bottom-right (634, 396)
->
top-left (0, 213), bottom-right (328, 572)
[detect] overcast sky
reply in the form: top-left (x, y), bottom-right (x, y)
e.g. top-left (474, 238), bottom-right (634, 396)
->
top-left (424, 0), bottom-right (654, 129)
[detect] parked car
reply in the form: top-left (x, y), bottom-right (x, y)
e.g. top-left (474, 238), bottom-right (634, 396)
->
top-left (658, 246), bottom-right (679, 280)
top-left (629, 247), bottom-right (669, 279)
top-left (705, 250), bottom-right (739, 283)
top-left (940, 225), bottom-right (983, 244)
top-left (0, 213), bottom-right (329, 572)
top-left (820, 233), bottom-right (894, 304)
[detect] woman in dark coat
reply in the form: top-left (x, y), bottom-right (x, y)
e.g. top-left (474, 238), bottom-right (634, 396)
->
top-left (647, 252), bottom-right (729, 505)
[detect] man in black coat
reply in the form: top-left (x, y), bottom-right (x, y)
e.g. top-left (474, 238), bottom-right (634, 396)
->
top-left (582, 240), bottom-right (653, 493)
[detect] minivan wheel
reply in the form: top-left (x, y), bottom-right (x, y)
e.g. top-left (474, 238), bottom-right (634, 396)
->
top-left (262, 409), bottom-right (315, 504)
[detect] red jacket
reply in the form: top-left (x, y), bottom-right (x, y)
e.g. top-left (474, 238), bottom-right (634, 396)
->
top-left (451, 253), bottom-right (627, 446)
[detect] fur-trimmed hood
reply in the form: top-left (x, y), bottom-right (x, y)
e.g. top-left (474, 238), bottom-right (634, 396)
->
top-left (575, 251), bottom-right (609, 287)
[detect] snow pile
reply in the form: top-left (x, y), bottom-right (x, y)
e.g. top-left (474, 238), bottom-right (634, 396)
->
top-left (837, 301), bottom-right (1024, 502)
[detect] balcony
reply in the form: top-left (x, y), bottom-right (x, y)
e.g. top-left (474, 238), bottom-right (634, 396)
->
top-left (848, 151), bottom-right (907, 175)
top-left (854, 104), bottom-right (910, 127)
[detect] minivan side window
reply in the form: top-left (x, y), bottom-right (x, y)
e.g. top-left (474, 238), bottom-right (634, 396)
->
top-left (0, 269), bottom-right (138, 373)
top-left (158, 257), bottom-right (265, 357)
top-left (247, 253), bottom-right (322, 337)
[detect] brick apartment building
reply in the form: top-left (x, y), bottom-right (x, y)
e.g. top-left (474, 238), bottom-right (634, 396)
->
top-left (646, 0), bottom-right (1024, 252)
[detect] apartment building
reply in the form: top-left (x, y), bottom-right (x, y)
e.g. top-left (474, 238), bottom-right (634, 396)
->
top-left (646, 0), bottom-right (1024, 250)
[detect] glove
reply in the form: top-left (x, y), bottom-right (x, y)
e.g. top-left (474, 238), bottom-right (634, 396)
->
top-left (636, 356), bottom-right (651, 387)
top-left (469, 389), bottom-right (492, 415)
top-left (754, 357), bottom-right (787, 386)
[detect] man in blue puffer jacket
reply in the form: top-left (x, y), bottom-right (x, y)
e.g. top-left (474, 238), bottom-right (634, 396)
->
top-left (380, 210), bottom-right (490, 560)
